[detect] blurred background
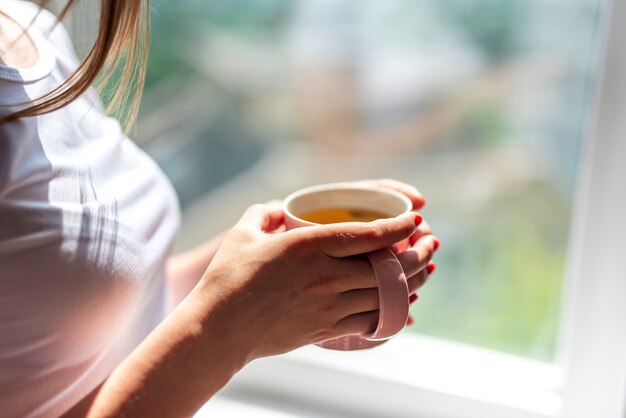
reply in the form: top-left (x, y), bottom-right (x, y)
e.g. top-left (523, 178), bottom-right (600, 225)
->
top-left (138, 0), bottom-right (605, 363)
top-left (59, 0), bottom-right (607, 363)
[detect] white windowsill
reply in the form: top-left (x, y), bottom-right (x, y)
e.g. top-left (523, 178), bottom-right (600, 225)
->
top-left (198, 334), bottom-right (563, 418)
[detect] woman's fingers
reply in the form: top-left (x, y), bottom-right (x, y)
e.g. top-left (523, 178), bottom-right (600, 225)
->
top-left (328, 263), bottom-right (436, 339)
top-left (356, 179), bottom-right (426, 210)
top-left (409, 220), bottom-right (433, 246)
top-left (330, 256), bottom-right (436, 322)
top-left (313, 233), bottom-right (439, 294)
top-left (336, 288), bottom-right (380, 316)
top-left (322, 260), bottom-right (436, 340)
top-left (238, 203), bottom-right (285, 233)
top-left (330, 310), bottom-right (379, 339)
top-left (396, 235), bottom-right (439, 278)
top-left (336, 259), bottom-right (436, 314)
top-left (406, 261), bottom-right (436, 294)
top-left (407, 269), bottom-right (429, 294)
top-left (406, 263), bottom-right (435, 327)
top-left (331, 259), bottom-right (436, 316)
top-left (328, 257), bottom-right (379, 291)
top-left (301, 212), bottom-right (419, 258)
top-left (267, 224), bottom-right (287, 234)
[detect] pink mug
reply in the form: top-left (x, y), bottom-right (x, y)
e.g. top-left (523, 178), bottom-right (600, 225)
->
top-left (283, 183), bottom-right (413, 351)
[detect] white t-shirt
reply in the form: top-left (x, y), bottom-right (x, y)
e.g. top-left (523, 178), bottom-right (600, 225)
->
top-left (0, 1), bottom-right (180, 417)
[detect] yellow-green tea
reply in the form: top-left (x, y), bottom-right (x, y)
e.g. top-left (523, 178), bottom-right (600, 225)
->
top-left (299, 207), bottom-right (389, 224)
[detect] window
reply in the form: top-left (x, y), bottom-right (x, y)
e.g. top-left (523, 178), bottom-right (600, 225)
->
top-left (103, 0), bottom-right (626, 416)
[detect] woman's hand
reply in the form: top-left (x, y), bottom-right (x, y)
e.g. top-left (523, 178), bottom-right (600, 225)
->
top-left (191, 201), bottom-right (439, 362)
top-left (166, 203), bottom-right (287, 307)
top-left (167, 179), bottom-right (428, 308)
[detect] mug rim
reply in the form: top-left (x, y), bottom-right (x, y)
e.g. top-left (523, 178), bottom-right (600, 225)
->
top-left (283, 182), bottom-right (413, 225)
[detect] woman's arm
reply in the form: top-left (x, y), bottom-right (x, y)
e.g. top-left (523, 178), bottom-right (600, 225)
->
top-left (62, 290), bottom-right (249, 417)
top-left (166, 231), bottom-right (228, 307)
top-left (63, 203), bottom-right (438, 417)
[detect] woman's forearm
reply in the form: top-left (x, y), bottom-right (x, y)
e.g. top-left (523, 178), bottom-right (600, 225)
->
top-left (63, 282), bottom-right (249, 418)
top-left (166, 231), bottom-right (228, 306)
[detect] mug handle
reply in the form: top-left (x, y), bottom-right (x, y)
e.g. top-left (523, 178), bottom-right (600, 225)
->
top-left (315, 247), bottom-right (410, 350)
top-left (364, 248), bottom-right (410, 341)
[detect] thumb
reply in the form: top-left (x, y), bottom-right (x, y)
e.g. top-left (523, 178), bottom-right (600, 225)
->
top-left (294, 212), bottom-right (419, 258)
top-left (238, 202), bottom-right (285, 233)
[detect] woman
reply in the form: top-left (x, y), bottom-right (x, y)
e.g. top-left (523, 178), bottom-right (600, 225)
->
top-left (0, 1), bottom-right (439, 417)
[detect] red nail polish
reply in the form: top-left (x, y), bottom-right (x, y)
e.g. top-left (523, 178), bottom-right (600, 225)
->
top-left (415, 214), bottom-right (423, 227)
top-left (432, 238), bottom-right (440, 251)
top-left (427, 261), bottom-right (436, 274)
top-left (409, 293), bottom-right (418, 303)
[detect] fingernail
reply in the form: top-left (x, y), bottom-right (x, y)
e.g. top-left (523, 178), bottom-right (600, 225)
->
top-left (427, 261), bottom-right (436, 274)
top-left (432, 237), bottom-right (440, 251)
top-left (409, 293), bottom-right (418, 303)
top-left (415, 213), bottom-right (423, 227)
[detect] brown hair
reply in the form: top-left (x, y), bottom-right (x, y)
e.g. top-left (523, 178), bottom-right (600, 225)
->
top-left (0, 0), bottom-right (149, 131)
